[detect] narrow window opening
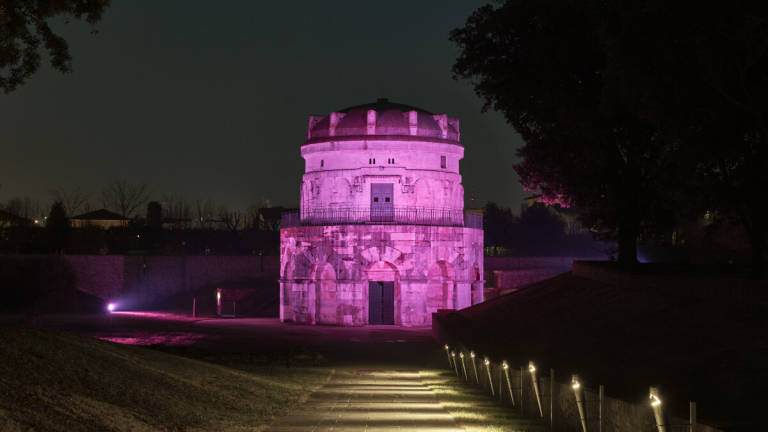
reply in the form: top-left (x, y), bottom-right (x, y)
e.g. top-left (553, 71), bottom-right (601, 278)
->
top-left (374, 197), bottom-right (379, 202)
top-left (373, 158), bottom-right (376, 164)
top-left (385, 197), bottom-right (390, 202)
top-left (440, 155), bottom-right (446, 169)
top-left (320, 159), bottom-right (324, 167)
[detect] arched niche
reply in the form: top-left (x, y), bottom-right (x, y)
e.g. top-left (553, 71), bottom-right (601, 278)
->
top-left (283, 252), bottom-right (313, 281)
top-left (315, 262), bottom-right (337, 325)
top-left (426, 260), bottom-right (456, 313)
top-left (365, 260), bottom-right (398, 282)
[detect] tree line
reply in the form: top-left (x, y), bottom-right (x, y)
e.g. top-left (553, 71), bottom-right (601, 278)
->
top-left (0, 180), bottom-right (288, 255)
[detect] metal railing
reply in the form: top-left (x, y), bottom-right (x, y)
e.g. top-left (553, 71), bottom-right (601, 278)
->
top-left (281, 207), bottom-right (483, 229)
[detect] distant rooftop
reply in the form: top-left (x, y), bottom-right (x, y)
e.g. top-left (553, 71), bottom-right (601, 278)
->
top-left (70, 209), bottom-right (128, 220)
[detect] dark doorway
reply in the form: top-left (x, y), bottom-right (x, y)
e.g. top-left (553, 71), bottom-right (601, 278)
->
top-left (370, 183), bottom-right (394, 222)
top-left (368, 281), bottom-right (394, 325)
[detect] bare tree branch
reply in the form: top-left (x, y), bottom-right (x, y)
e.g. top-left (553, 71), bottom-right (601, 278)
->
top-left (100, 180), bottom-right (150, 219)
top-left (51, 186), bottom-right (90, 216)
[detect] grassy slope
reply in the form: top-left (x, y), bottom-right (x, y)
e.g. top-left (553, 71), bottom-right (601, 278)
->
top-left (0, 326), bottom-right (331, 431)
top-left (440, 273), bottom-right (767, 428)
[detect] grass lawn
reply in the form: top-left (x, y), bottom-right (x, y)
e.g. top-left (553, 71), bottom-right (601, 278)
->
top-left (0, 326), bottom-right (332, 431)
top-left (420, 369), bottom-right (548, 432)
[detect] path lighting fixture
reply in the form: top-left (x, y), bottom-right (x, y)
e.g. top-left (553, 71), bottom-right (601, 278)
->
top-left (502, 360), bottom-right (516, 405)
top-left (470, 351), bottom-right (479, 384)
top-left (451, 351), bottom-right (460, 376)
top-left (649, 386), bottom-right (667, 432)
top-left (529, 361), bottom-right (544, 417)
top-left (572, 375), bottom-right (588, 432)
top-left (483, 357), bottom-right (495, 395)
top-left (444, 345), bottom-right (453, 369)
top-left (459, 352), bottom-right (468, 381)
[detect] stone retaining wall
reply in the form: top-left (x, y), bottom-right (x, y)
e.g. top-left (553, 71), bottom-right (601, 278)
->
top-left (0, 254), bottom-right (279, 307)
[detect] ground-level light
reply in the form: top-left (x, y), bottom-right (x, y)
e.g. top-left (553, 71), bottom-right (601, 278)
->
top-left (502, 360), bottom-right (515, 405)
top-left (649, 386), bottom-right (667, 432)
top-left (529, 361), bottom-right (544, 417)
top-left (459, 352), bottom-right (468, 380)
top-left (107, 302), bottom-right (116, 312)
top-left (572, 374), bottom-right (587, 432)
top-left (483, 357), bottom-right (495, 395)
top-left (470, 350), bottom-right (479, 383)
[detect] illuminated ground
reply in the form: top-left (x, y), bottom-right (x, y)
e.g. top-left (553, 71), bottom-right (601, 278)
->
top-left (0, 312), bottom-right (548, 431)
top-left (267, 369), bottom-right (465, 432)
top-left (0, 311), bottom-right (438, 366)
top-left (268, 368), bottom-right (547, 432)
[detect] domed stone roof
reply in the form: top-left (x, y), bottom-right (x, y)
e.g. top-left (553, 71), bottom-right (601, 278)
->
top-left (338, 98), bottom-right (433, 115)
top-left (306, 98), bottom-right (460, 144)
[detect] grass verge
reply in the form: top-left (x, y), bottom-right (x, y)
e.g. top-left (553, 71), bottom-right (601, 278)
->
top-left (0, 326), bottom-right (332, 431)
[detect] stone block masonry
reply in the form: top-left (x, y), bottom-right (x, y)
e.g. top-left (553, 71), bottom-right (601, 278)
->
top-left (281, 224), bottom-right (483, 327)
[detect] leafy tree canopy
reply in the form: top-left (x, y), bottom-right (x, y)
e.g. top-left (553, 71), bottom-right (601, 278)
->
top-left (452, 0), bottom-right (768, 274)
top-left (0, 0), bottom-right (109, 93)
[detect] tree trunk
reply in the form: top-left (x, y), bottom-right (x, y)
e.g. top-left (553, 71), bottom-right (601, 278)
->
top-left (617, 164), bottom-right (641, 271)
top-left (617, 221), bottom-right (638, 271)
top-left (745, 206), bottom-right (766, 279)
top-left (750, 233), bottom-right (766, 279)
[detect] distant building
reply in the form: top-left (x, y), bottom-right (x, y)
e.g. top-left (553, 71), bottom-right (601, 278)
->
top-left (162, 217), bottom-right (192, 230)
top-left (280, 99), bottom-right (484, 326)
top-left (70, 209), bottom-right (129, 229)
top-left (0, 209), bottom-right (33, 227)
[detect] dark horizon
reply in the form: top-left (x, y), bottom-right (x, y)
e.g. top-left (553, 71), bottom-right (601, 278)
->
top-left (1, 1), bottom-right (527, 215)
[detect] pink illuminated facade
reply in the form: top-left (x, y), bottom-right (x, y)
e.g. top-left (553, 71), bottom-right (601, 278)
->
top-left (280, 99), bottom-right (484, 326)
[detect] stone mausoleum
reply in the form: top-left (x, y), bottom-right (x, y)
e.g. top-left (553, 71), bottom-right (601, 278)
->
top-left (280, 99), bottom-right (484, 326)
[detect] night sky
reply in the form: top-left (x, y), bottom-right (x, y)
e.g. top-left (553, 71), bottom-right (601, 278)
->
top-left (1, 1), bottom-right (525, 214)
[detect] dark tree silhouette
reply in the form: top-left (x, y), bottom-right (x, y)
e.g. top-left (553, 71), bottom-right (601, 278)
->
top-left (626, 3), bottom-right (768, 276)
top-left (51, 186), bottom-right (90, 216)
top-left (451, 1), bottom-right (697, 268)
top-left (0, 0), bottom-right (110, 93)
top-left (46, 201), bottom-right (69, 253)
top-left (483, 202), bottom-right (516, 254)
top-left (146, 201), bottom-right (162, 230)
top-left (100, 180), bottom-right (149, 219)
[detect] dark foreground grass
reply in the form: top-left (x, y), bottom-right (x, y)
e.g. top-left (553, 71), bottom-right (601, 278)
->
top-left (0, 326), bottom-right (332, 431)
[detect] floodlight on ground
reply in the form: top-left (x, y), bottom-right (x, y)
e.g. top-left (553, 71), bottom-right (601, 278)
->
top-left (483, 357), bottom-right (495, 396)
top-left (649, 386), bottom-right (667, 432)
top-left (470, 350), bottom-right (479, 384)
top-left (107, 303), bottom-right (115, 313)
top-left (572, 374), bottom-right (587, 432)
top-left (502, 361), bottom-right (515, 406)
top-left (528, 361), bottom-right (544, 417)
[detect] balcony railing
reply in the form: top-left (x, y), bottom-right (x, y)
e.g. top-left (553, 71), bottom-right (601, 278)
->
top-left (282, 207), bottom-right (483, 229)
